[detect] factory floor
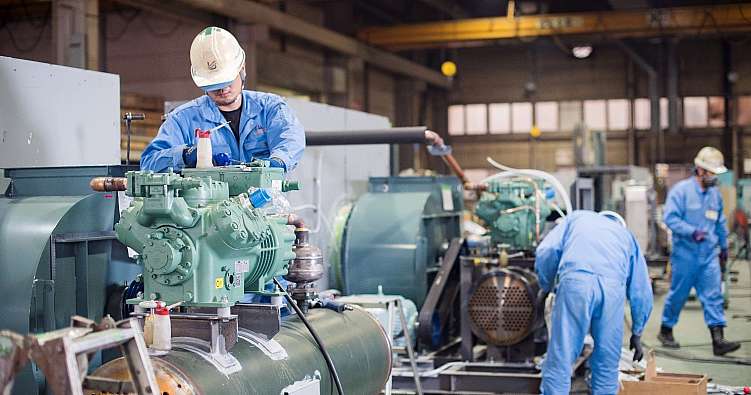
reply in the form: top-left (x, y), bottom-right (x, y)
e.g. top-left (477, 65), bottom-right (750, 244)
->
top-left (625, 258), bottom-right (751, 387)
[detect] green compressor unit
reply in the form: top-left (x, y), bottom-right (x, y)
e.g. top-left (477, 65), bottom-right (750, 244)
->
top-left (116, 165), bottom-right (298, 308)
top-left (474, 178), bottom-right (553, 252)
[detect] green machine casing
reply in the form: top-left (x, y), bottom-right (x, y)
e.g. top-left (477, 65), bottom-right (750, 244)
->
top-left (117, 165), bottom-right (297, 307)
top-left (339, 176), bottom-right (463, 307)
top-left (475, 178), bottom-right (552, 251)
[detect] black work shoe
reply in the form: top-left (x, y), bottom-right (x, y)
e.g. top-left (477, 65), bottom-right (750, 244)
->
top-left (657, 325), bottom-right (680, 348)
top-left (710, 326), bottom-right (741, 356)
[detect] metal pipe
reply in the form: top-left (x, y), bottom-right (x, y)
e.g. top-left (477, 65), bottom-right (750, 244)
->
top-left (305, 127), bottom-right (428, 146)
top-left (90, 177), bottom-right (127, 192)
top-left (616, 40), bottom-right (659, 166)
top-left (286, 213), bottom-right (306, 230)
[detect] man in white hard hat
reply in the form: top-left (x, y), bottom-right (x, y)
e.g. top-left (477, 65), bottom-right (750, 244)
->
top-left (140, 26), bottom-right (305, 172)
top-left (658, 146), bottom-right (741, 356)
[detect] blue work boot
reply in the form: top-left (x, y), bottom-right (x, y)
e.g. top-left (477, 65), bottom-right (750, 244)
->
top-left (710, 326), bottom-right (741, 356)
top-left (657, 325), bottom-right (680, 348)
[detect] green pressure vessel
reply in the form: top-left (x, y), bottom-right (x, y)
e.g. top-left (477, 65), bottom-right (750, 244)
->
top-left (92, 308), bottom-right (391, 395)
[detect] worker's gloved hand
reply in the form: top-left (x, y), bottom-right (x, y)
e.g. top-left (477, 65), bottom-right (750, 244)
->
top-left (182, 145), bottom-right (198, 168)
top-left (212, 152), bottom-right (231, 166)
top-left (719, 248), bottom-right (728, 263)
top-left (692, 229), bottom-right (707, 242)
top-left (269, 157), bottom-right (286, 171)
top-left (629, 334), bottom-right (644, 362)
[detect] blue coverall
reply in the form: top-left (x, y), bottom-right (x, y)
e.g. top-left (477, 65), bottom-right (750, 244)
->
top-left (140, 90), bottom-right (305, 172)
top-left (662, 177), bottom-right (728, 328)
top-left (535, 211), bottom-right (653, 395)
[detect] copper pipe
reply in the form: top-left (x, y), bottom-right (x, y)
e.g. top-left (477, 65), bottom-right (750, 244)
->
top-left (440, 154), bottom-right (487, 191)
top-left (90, 177), bottom-right (128, 192)
top-left (287, 213), bottom-right (306, 230)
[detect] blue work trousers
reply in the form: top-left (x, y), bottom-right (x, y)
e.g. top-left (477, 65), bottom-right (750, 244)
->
top-left (541, 272), bottom-right (625, 395)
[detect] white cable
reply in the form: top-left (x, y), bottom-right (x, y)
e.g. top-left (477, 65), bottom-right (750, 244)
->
top-left (550, 203), bottom-right (566, 218)
top-left (484, 157), bottom-right (573, 214)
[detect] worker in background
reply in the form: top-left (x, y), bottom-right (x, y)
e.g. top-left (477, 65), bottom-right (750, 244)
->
top-left (140, 26), bottom-right (305, 173)
top-left (535, 210), bottom-right (652, 395)
top-left (658, 147), bottom-right (741, 356)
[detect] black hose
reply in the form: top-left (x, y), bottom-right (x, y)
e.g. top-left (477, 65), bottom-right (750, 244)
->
top-left (272, 278), bottom-right (345, 395)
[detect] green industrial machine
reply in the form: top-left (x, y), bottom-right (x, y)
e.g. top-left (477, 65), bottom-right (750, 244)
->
top-left (475, 178), bottom-right (553, 252)
top-left (83, 164), bottom-right (393, 394)
top-left (337, 176), bottom-right (463, 308)
top-left (116, 166), bottom-right (298, 307)
top-left (0, 165), bottom-right (137, 395)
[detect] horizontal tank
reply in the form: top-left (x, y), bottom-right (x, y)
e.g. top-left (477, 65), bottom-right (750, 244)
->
top-left (91, 308), bottom-right (391, 395)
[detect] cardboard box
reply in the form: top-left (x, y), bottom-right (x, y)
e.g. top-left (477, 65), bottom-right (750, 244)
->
top-left (619, 350), bottom-right (708, 395)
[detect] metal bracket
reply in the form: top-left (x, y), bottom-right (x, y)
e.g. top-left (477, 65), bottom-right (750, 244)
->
top-left (170, 313), bottom-right (239, 354)
top-left (232, 303), bottom-right (282, 339)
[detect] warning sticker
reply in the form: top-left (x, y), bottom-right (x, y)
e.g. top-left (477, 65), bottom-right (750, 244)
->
top-left (215, 277), bottom-right (224, 289)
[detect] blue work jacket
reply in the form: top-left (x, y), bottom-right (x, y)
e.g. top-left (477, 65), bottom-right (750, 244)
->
top-left (535, 210), bottom-right (653, 335)
top-left (664, 177), bottom-right (728, 265)
top-left (140, 90), bottom-right (305, 172)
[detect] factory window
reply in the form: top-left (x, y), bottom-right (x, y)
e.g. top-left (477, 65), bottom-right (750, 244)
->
top-left (634, 98), bottom-right (650, 130)
top-left (535, 101), bottom-right (558, 132)
top-left (448, 105), bottom-right (465, 135)
top-left (583, 100), bottom-right (607, 131)
top-left (633, 98), bottom-right (670, 130)
top-left (684, 97), bottom-right (708, 128)
top-left (739, 96), bottom-right (751, 126)
top-left (488, 103), bottom-right (511, 134)
top-left (708, 97), bottom-right (725, 128)
top-left (465, 104), bottom-right (488, 135)
top-left (559, 101), bottom-right (582, 132)
top-left (661, 97), bottom-right (669, 129)
top-left (511, 102), bottom-right (533, 133)
top-left (607, 99), bottom-right (630, 130)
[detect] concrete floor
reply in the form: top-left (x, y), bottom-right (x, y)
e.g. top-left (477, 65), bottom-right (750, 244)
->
top-left (625, 259), bottom-right (751, 387)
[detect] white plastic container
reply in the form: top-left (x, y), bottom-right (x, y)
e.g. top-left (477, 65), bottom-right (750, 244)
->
top-left (196, 128), bottom-right (213, 168)
top-left (151, 306), bottom-right (172, 351)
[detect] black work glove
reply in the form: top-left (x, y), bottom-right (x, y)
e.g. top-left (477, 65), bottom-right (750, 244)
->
top-left (183, 145), bottom-right (197, 168)
top-left (629, 334), bottom-right (644, 362)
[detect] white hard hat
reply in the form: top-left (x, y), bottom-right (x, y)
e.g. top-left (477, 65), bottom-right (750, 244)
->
top-left (694, 146), bottom-right (727, 174)
top-left (599, 211), bottom-right (626, 228)
top-left (190, 27), bottom-right (245, 91)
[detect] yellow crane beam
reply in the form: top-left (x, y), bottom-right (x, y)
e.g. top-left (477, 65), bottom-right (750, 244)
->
top-left (358, 4), bottom-right (751, 49)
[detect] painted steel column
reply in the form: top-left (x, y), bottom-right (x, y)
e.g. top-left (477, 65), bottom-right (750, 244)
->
top-left (722, 40), bottom-right (734, 171)
top-left (395, 78), bottom-right (427, 172)
top-left (667, 38), bottom-right (680, 140)
top-left (617, 41), bottom-right (659, 167)
top-left (52, 0), bottom-right (93, 68)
